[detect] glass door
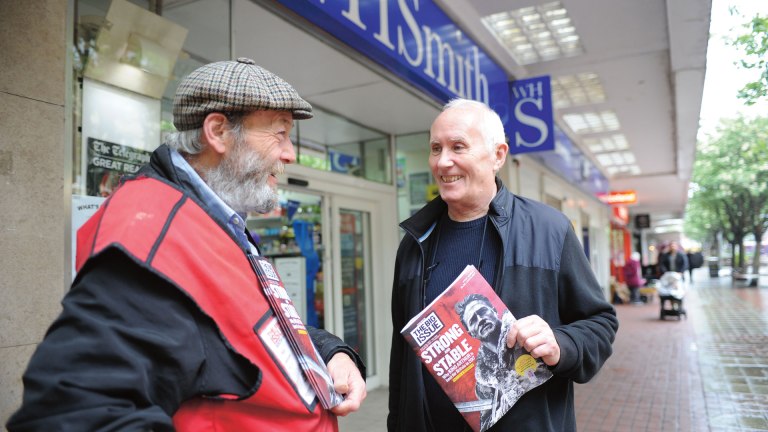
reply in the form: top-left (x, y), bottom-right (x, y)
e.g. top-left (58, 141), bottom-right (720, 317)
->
top-left (247, 189), bottom-right (329, 330)
top-left (330, 196), bottom-right (376, 377)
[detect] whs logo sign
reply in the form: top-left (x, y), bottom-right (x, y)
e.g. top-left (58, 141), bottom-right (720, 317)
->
top-left (508, 75), bottom-right (554, 154)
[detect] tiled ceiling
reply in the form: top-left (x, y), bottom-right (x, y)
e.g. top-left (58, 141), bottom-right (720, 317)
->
top-left (163, 0), bottom-right (710, 218)
top-left (436, 0), bottom-right (711, 217)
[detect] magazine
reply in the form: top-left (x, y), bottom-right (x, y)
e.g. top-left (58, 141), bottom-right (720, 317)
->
top-left (249, 255), bottom-right (344, 410)
top-left (401, 265), bottom-right (552, 432)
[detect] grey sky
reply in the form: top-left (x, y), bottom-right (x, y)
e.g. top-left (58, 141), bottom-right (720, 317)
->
top-left (698, 0), bottom-right (768, 139)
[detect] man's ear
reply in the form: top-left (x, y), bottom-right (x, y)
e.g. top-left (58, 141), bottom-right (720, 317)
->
top-left (201, 112), bottom-right (230, 155)
top-left (493, 142), bottom-right (509, 171)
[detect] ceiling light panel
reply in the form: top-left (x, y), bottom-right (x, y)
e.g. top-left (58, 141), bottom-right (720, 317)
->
top-left (595, 152), bottom-right (641, 178)
top-left (596, 153), bottom-right (616, 167)
top-left (482, 1), bottom-right (584, 65)
top-left (551, 73), bottom-right (606, 109)
top-left (562, 110), bottom-right (621, 134)
top-left (583, 134), bottom-right (629, 153)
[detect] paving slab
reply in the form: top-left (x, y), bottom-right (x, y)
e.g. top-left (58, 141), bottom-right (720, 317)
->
top-left (341, 268), bottom-right (768, 432)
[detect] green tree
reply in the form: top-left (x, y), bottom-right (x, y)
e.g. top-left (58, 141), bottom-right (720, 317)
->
top-left (684, 183), bottom-right (723, 255)
top-left (686, 116), bottom-right (768, 275)
top-left (731, 14), bottom-right (768, 105)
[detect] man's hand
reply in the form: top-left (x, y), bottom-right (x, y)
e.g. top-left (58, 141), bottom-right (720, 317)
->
top-left (327, 353), bottom-right (367, 416)
top-left (505, 314), bottom-right (560, 367)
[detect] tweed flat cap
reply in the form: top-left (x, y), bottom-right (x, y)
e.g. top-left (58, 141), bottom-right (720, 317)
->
top-left (173, 57), bottom-right (312, 131)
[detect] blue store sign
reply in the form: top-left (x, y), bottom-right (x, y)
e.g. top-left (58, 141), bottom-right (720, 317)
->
top-left (509, 75), bottom-right (554, 154)
top-left (528, 125), bottom-right (609, 197)
top-left (276, 0), bottom-right (582, 189)
top-left (329, 149), bottom-right (361, 175)
top-left (275, 0), bottom-right (510, 122)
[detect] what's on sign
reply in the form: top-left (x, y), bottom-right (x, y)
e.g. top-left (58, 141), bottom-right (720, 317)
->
top-left (598, 190), bottom-right (637, 205)
top-left (509, 75), bottom-right (554, 154)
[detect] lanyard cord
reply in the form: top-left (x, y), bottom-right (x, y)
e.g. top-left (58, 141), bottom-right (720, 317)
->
top-left (478, 214), bottom-right (489, 269)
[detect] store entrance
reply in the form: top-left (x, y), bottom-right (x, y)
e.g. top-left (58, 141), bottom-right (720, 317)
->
top-left (247, 189), bottom-right (329, 329)
top-left (330, 196), bottom-right (376, 378)
top-left (247, 187), bottom-right (381, 382)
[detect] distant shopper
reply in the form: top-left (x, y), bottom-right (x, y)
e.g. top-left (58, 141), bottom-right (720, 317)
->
top-left (655, 243), bottom-right (669, 279)
top-left (623, 252), bottom-right (646, 303)
top-left (660, 241), bottom-right (689, 280)
top-left (687, 249), bottom-right (704, 282)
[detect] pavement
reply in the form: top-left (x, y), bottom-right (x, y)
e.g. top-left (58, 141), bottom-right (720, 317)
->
top-left (340, 267), bottom-right (768, 431)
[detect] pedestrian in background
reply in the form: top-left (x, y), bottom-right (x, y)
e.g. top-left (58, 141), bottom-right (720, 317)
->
top-left (655, 243), bottom-right (669, 279)
top-left (687, 249), bottom-right (704, 283)
top-left (623, 251), bottom-right (646, 304)
top-left (660, 241), bottom-right (689, 280)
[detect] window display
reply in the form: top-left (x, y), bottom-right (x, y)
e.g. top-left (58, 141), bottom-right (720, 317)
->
top-left (248, 189), bottom-right (327, 330)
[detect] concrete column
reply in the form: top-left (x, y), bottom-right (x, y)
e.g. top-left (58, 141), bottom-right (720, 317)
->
top-left (0, 0), bottom-right (69, 424)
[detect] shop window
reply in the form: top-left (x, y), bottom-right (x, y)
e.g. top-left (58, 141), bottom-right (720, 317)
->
top-left (292, 107), bottom-right (392, 185)
top-left (74, 1), bottom-right (391, 191)
top-left (70, 0), bottom-right (231, 276)
top-left (72, 0), bottom-right (231, 197)
top-left (395, 132), bottom-right (434, 222)
top-left (247, 189), bottom-right (328, 330)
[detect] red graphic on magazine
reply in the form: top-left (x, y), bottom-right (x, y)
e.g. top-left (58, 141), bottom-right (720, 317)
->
top-left (249, 255), bottom-right (343, 410)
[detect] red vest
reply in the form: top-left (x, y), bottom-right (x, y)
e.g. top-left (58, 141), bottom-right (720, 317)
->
top-left (77, 176), bottom-right (337, 431)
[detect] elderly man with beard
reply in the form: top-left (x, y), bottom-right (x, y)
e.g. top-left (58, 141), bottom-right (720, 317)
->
top-left (388, 99), bottom-right (617, 432)
top-left (7, 58), bottom-right (366, 432)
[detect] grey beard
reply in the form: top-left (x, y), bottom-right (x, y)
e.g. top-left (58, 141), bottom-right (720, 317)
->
top-left (202, 142), bottom-right (280, 214)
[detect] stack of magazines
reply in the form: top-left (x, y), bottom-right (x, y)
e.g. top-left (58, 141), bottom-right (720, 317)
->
top-left (249, 255), bottom-right (343, 409)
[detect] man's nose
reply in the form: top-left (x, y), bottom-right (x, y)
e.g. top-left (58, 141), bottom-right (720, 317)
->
top-left (436, 151), bottom-right (454, 168)
top-left (282, 138), bottom-right (297, 164)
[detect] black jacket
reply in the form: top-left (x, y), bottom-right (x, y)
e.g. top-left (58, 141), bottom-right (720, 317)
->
top-left (687, 252), bottom-right (704, 269)
top-left (660, 252), bottom-right (689, 274)
top-left (7, 145), bottom-right (363, 431)
top-left (388, 179), bottom-right (618, 432)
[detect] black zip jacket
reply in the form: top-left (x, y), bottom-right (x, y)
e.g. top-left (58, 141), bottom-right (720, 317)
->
top-left (388, 178), bottom-right (618, 432)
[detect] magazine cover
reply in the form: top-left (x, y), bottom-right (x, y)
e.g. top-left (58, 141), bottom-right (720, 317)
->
top-left (249, 255), bottom-right (344, 410)
top-left (401, 265), bottom-right (552, 432)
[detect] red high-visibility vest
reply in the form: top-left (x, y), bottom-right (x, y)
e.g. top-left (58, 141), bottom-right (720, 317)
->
top-left (77, 176), bottom-right (337, 431)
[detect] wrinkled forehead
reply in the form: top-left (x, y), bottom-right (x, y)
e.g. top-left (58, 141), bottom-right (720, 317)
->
top-left (243, 109), bottom-right (295, 128)
top-left (431, 108), bottom-right (480, 130)
top-left (431, 108), bottom-right (482, 137)
top-left (463, 300), bottom-right (493, 321)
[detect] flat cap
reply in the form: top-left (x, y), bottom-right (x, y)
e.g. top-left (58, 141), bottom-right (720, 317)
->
top-left (173, 57), bottom-right (312, 131)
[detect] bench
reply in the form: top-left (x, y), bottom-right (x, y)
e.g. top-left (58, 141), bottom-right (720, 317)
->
top-left (638, 286), bottom-right (657, 303)
top-left (733, 273), bottom-right (759, 287)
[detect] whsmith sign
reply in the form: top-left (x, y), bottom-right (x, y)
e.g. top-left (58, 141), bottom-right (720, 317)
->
top-left (509, 75), bottom-right (554, 154)
top-left (275, 0), bottom-right (555, 154)
top-left (275, 1), bottom-right (510, 123)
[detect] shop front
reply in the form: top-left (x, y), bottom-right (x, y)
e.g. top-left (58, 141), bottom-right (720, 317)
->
top-left (68, 0), bottom-right (408, 388)
top-left (67, 0), bottom-right (610, 393)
